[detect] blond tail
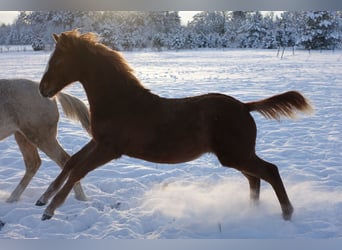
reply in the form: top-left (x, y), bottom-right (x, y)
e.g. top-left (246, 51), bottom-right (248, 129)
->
top-left (246, 91), bottom-right (314, 120)
top-left (56, 92), bottom-right (91, 135)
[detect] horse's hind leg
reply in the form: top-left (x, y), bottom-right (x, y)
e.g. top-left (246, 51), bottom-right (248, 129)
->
top-left (242, 173), bottom-right (260, 203)
top-left (7, 132), bottom-right (41, 202)
top-left (244, 156), bottom-right (293, 220)
top-left (219, 155), bottom-right (293, 220)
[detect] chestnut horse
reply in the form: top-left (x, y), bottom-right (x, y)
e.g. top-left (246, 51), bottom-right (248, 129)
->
top-left (0, 78), bottom-right (90, 202)
top-left (37, 30), bottom-right (313, 221)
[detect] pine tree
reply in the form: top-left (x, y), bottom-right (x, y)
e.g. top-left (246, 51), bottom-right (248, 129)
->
top-left (0, 24), bottom-right (11, 44)
top-left (301, 11), bottom-right (339, 50)
top-left (262, 13), bottom-right (277, 49)
top-left (188, 11), bottom-right (229, 48)
top-left (225, 11), bottom-right (248, 47)
top-left (239, 11), bottom-right (268, 48)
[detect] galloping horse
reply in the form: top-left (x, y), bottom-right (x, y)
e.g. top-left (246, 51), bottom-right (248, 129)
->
top-left (37, 30), bottom-right (313, 221)
top-left (0, 79), bottom-right (89, 202)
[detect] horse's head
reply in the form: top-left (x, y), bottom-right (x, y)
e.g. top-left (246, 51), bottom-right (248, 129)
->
top-left (40, 30), bottom-right (82, 98)
top-left (40, 29), bottom-right (137, 98)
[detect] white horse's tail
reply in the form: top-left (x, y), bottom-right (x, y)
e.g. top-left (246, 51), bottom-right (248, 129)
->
top-left (56, 92), bottom-right (91, 135)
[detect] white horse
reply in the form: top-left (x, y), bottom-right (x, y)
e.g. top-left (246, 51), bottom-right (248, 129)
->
top-left (0, 79), bottom-right (90, 202)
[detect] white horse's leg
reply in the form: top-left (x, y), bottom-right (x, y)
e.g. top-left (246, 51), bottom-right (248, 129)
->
top-left (7, 132), bottom-right (41, 202)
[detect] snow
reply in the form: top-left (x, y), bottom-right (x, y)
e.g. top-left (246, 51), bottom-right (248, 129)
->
top-left (0, 49), bottom-right (341, 239)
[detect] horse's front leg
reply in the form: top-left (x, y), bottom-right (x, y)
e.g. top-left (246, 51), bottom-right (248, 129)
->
top-left (36, 140), bottom-right (96, 206)
top-left (41, 143), bottom-right (119, 220)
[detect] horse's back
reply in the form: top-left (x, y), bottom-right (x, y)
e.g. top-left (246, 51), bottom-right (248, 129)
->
top-left (123, 93), bottom-right (256, 164)
top-left (0, 78), bottom-right (57, 110)
top-left (0, 79), bottom-right (59, 132)
top-left (1, 79), bottom-right (41, 105)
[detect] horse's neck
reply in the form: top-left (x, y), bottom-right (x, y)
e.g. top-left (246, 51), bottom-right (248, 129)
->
top-left (81, 69), bottom-right (154, 114)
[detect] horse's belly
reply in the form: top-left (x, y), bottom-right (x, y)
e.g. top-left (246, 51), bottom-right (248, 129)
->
top-left (126, 137), bottom-right (210, 164)
top-left (130, 149), bottom-right (206, 164)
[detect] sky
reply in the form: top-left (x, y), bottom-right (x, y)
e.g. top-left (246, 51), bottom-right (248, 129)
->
top-left (179, 11), bottom-right (200, 25)
top-left (0, 11), bottom-right (200, 25)
top-left (0, 11), bottom-right (19, 24)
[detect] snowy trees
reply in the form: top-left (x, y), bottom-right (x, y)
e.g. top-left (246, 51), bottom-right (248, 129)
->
top-left (275, 12), bottom-right (298, 49)
top-left (95, 11), bottom-right (182, 50)
top-left (301, 11), bottom-right (340, 50)
top-left (0, 11), bottom-right (341, 51)
top-left (186, 11), bottom-right (337, 50)
top-left (238, 11), bottom-right (272, 48)
top-left (2, 11), bottom-right (79, 49)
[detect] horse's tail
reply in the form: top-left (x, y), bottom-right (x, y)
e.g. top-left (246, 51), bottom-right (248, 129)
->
top-left (56, 92), bottom-right (91, 135)
top-left (246, 91), bottom-right (314, 120)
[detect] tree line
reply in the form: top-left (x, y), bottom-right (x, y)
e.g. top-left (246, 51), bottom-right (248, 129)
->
top-left (0, 11), bottom-right (341, 51)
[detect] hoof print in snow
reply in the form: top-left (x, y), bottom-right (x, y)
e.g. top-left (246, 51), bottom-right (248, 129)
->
top-left (114, 202), bottom-right (121, 210)
top-left (0, 220), bottom-right (5, 230)
top-left (111, 202), bottom-right (129, 211)
top-left (110, 202), bottom-right (121, 210)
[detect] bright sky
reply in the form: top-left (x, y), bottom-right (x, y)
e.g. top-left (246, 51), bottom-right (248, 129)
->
top-left (179, 11), bottom-right (200, 25)
top-left (0, 11), bottom-right (19, 24)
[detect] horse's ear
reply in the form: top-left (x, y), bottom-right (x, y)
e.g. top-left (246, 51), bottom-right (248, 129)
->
top-left (52, 33), bottom-right (59, 43)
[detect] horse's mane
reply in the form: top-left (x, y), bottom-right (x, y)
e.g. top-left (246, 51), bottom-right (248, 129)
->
top-left (57, 30), bottom-right (145, 89)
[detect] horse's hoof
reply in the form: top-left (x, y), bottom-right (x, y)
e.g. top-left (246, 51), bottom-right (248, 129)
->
top-left (75, 195), bottom-right (88, 202)
top-left (282, 206), bottom-right (294, 221)
top-left (282, 213), bottom-right (292, 221)
top-left (6, 197), bottom-right (18, 203)
top-left (41, 213), bottom-right (53, 221)
top-left (35, 200), bottom-right (46, 206)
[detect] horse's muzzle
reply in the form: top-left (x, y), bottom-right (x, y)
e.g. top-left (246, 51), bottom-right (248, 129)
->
top-left (39, 81), bottom-right (53, 98)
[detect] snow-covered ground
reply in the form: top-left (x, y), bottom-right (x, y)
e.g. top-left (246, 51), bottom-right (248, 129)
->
top-left (0, 45), bottom-right (33, 53)
top-left (0, 48), bottom-right (341, 239)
